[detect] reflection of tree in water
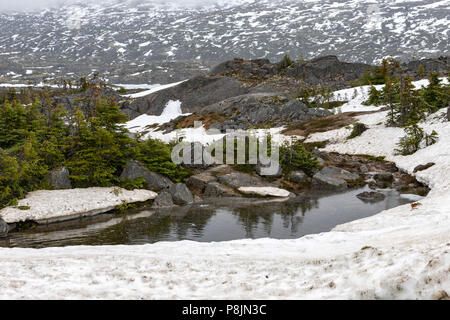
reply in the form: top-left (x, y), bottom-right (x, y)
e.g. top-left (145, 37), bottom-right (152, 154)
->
top-left (71, 197), bottom-right (320, 244)
top-left (95, 206), bottom-right (217, 243)
top-left (232, 197), bottom-right (319, 237)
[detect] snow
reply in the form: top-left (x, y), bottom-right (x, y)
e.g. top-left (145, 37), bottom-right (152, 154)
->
top-left (125, 100), bottom-right (191, 131)
top-left (0, 188), bottom-right (157, 224)
top-left (1, 87), bottom-right (450, 299)
top-left (238, 187), bottom-right (290, 197)
top-left (330, 77), bottom-right (449, 114)
top-left (123, 80), bottom-right (186, 98)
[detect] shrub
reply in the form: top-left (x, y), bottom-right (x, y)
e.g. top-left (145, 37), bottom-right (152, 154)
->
top-left (395, 124), bottom-right (438, 156)
top-left (280, 140), bottom-right (319, 175)
top-left (348, 123), bottom-right (368, 139)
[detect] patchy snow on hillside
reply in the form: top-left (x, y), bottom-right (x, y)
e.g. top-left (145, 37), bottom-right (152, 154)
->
top-left (1, 109), bottom-right (449, 299)
top-left (0, 188), bottom-right (157, 224)
top-left (330, 77), bottom-right (449, 113)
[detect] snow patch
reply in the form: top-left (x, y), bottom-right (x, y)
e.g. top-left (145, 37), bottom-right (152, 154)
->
top-left (0, 188), bottom-right (157, 224)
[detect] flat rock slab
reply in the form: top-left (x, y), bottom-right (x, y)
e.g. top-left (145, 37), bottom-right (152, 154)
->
top-left (238, 187), bottom-right (290, 198)
top-left (0, 188), bottom-right (157, 224)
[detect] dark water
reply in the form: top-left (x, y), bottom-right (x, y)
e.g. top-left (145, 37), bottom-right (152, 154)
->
top-left (0, 186), bottom-right (416, 248)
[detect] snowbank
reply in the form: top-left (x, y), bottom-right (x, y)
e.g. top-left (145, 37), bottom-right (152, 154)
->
top-left (123, 80), bottom-right (186, 98)
top-left (0, 188), bottom-right (157, 224)
top-left (125, 100), bottom-right (191, 131)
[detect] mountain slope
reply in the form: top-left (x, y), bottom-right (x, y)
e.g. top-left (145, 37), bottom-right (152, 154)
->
top-left (0, 0), bottom-right (448, 83)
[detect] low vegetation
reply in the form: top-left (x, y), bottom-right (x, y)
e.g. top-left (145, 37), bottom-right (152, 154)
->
top-left (0, 82), bottom-right (190, 209)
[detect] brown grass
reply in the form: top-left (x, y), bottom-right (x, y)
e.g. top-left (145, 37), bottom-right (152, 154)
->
top-left (168, 113), bottom-right (227, 129)
top-left (282, 111), bottom-right (378, 136)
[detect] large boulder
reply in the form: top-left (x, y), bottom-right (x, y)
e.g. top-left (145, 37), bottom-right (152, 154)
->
top-left (123, 75), bottom-right (249, 119)
top-left (255, 162), bottom-right (283, 178)
top-left (289, 171), bottom-right (309, 184)
top-left (186, 173), bottom-right (217, 193)
top-left (152, 191), bottom-right (175, 208)
top-left (218, 172), bottom-right (269, 189)
top-left (0, 188), bottom-right (157, 224)
top-left (120, 160), bottom-right (173, 191)
top-left (47, 167), bottom-right (72, 190)
top-left (168, 183), bottom-right (194, 205)
top-left (0, 218), bottom-right (8, 238)
top-left (210, 58), bottom-right (276, 78)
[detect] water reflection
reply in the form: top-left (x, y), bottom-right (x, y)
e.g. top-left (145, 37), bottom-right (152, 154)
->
top-left (1, 187), bottom-right (414, 248)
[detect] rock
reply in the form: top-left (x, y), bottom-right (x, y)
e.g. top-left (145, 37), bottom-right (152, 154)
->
top-left (200, 92), bottom-right (331, 130)
top-left (413, 162), bottom-right (435, 173)
top-left (120, 160), bottom-right (173, 191)
top-left (317, 157), bottom-right (325, 165)
top-left (168, 183), bottom-right (194, 205)
top-left (218, 172), bottom-right (268, 189)
top-left (320, 166), bottom-right (360, 181)
top-left (312, 173), bottom-right (348, 191)
top-left (374, 172), bottom-right (394, 182)
top-left (206, 164), bottom-right (234, 175)
top-left (289, 171), bottom-right (309, 184)
top-left (0, 218), bottom-right (8, 238)
top-left (152, 191), bottom-right (174, 208)
top-left (238, 187), bottom-right (290, 198)
top-left (0, 188), bottom-right (157, 224)
top-left (356, 191), bottom-right (386, 202)
top-left (47, 167), bottom-right (71, 190)
top-left (180, 142), bottom-right (214, 169)
top-left (255, 162), bottom-right (283, 178)
top-left (210, 58), bottom-right (276, 78)
top-left (186, 173), bottom-right (217, 192)
top-left (447, 105), bottom-right (450, 121)
top-left (204, 182), bottom-right (239, 197)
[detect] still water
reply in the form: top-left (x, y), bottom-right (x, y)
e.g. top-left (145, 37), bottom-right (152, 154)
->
top-left (0, 186), bottom-right (415, 248)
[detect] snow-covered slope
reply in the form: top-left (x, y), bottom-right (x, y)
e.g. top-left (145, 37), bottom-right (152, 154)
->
top-left (1, 109), bottom-right (449, 299)
top-left (1, 0), bottom-right (448, 83)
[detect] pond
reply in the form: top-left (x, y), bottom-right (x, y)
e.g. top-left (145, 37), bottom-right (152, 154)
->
top-left (0, 186), bottom-right (418, 248)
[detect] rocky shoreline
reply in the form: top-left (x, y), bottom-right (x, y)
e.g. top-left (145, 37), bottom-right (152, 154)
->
top-left (0, 148), bottom-right (428, 238)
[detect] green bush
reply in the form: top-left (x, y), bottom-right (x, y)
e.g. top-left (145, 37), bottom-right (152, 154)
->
top-left (280, 140), bottom-right (319, 175)
top-left (395, 124), bottom-right (438, 156)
